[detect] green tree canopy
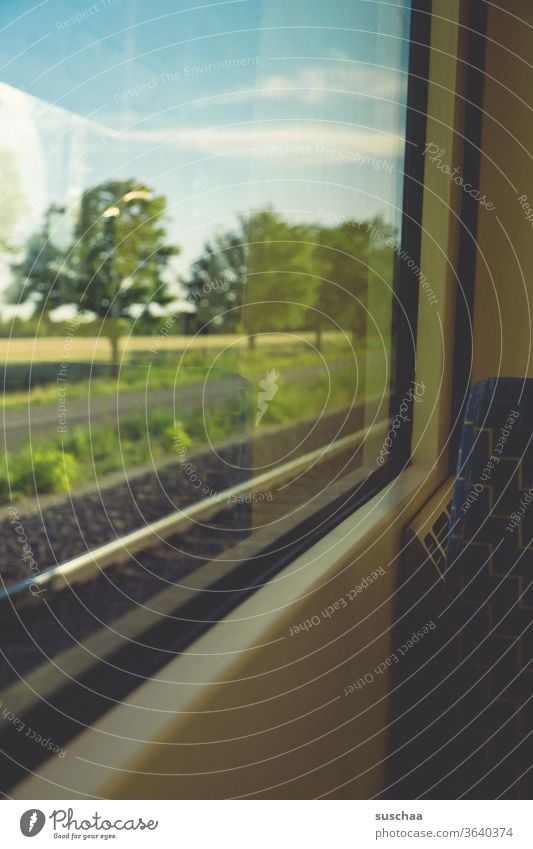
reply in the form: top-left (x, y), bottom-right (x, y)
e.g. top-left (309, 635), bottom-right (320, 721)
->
top-left (10, 180), bottom-right (178, 367)
top-left (242, 209), bottom-right (320, 347)
top-left (181, 230), bottom-right (246, 334)
top-left (181, 208), bottom-right (400, 351)
top-left (182, 208), bottom-right (320, 347)
top-left (311, 219), bottom-right (370, 347)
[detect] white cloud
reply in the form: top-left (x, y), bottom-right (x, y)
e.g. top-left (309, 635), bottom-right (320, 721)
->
top-left (193, 62), bottom-right (407, 108)
top-left (261, 63), bottom-right (406, 103)
top-left (115, 123), bottom-right (404, 161)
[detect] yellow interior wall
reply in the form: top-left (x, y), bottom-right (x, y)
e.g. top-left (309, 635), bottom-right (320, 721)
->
top-left (102, 524), bottom-right (405, 800)
top-left (472, 0), bottom-right (533, 381)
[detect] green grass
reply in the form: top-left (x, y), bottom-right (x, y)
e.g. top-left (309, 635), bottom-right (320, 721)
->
top-left (0, 410), bottom-right (195, 502)
top-left (0, 337), bottom-right (390, 504)
top-left (0, 339), bottom-right (361, 409)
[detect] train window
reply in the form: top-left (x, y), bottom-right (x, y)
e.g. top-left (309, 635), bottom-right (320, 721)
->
top-left (0, 0), bottom-right (421, 718)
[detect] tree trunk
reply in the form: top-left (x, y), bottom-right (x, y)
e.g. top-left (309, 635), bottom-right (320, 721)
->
top-left (247, 333), bottom-right (256, 351)
top-left (108, 327), bottom-right (121, 378)
top-left (315, 326), bottom-right (322, 351)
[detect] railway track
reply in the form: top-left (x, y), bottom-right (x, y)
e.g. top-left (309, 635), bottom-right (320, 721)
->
top-left (0, 422), bottom-right (387, 694)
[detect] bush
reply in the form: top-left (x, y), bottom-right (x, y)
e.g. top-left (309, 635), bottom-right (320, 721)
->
top-left (9, 446), bottom-right (79, 497)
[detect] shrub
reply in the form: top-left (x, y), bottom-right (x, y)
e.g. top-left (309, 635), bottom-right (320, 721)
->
top-left (10, 446), bottom-right (79, 496)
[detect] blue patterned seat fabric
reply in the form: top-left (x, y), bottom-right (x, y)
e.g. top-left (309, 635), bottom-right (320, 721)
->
top-left (441, 377), bottom-right (532, 796)
top-left (447, 377), bottom-right (533, 576)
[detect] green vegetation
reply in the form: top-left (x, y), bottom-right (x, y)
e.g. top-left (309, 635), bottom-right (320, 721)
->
top-left (0, 338), bottom-right (384, 505)
top-left (9, 181), bottom-right (177, 369)
top-left (0, 410), bottom-right (187, 502)
top-left (1, 182), bottom-right (398, 504)
top-left (2, 445), bottom-right (78, 500)
top-left (181, 207), bottom-right (397, 349)
top-left (0, 338), bottom-right (360, 409)
top-left (6, 185), bottom-right (398, 367)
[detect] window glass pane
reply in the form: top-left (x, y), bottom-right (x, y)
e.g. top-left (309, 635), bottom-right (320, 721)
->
top-left (0, 0), bottom-right (411, 691)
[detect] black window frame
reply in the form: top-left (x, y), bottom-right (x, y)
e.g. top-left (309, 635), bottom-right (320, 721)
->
top-left (449, 0), bottom-right (489, 469)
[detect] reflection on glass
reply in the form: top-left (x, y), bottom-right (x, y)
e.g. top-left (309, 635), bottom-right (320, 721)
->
top-left (0, 0), bottom-right (411, 666)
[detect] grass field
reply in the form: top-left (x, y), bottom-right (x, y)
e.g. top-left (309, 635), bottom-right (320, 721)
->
top-left (0, 332), bottom-right (389, 503)
top-left (0, 359), bottom-right (369, 504)
top-left (1, 334), bottom-right (374, 409)
top-left (0, 331), bottom-right (347, 363)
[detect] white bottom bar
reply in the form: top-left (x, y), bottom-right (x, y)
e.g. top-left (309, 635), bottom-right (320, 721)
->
top-left (2, 800), bottom-right (531, 847)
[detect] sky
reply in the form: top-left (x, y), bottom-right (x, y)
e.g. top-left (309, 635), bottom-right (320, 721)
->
top-left (0, 0), bottom-right (411, 309)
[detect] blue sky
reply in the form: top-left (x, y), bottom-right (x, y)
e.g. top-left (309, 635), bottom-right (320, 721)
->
top-left (0, 0), bottom-right (411, 304)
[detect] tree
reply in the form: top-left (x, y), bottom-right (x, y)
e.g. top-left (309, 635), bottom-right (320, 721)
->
top-left (182, 208), bottom-right (320, 348)
top-left (181, 229), bottom-right (246, 334)
top-left (10, 181), bottom-right (178, 371)
top-left (311, 219), bottom-right (371, 350)
top-left (72, 180), bottom-right (178, 369)
top-left (241, 209), bottom-right (319, 348)
top-left (365, 215), bottom-right (399, 339)
top-left (9, 205), bottom-right (74, 317)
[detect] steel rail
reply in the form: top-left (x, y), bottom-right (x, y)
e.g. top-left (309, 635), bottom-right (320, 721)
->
top-left (1, 421), bottom-right (387, 604)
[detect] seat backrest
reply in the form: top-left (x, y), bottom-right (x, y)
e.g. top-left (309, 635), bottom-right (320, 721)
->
top-left (447, 377), bottom-right (533, 572)
top-left (441, 377), bottom-right (532, 796)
